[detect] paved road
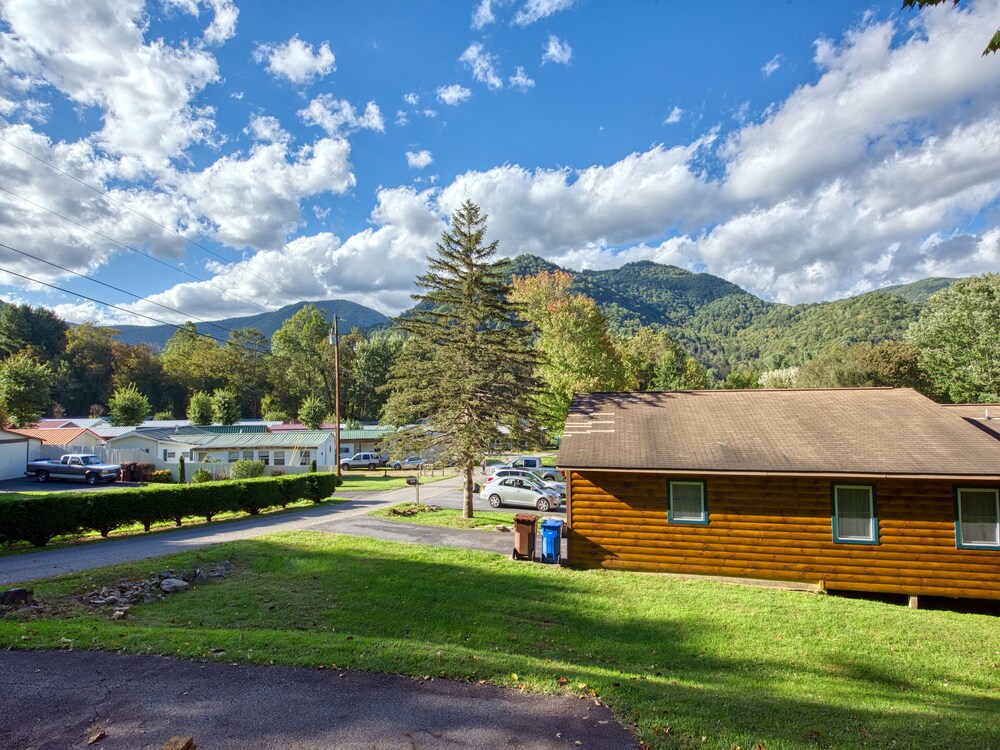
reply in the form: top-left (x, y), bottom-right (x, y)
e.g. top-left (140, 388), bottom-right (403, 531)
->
top-left (0, 650), bottom-right (638, 750)
top-left (0, 474), bottom-right (566, 585)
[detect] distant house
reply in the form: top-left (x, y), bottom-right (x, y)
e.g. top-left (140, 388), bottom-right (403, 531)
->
top-left (268, 424), bottom-right (396, 459)
top-left (0, 428), bottom-right (41, 481)
top-left (558, 388), bottom-right (1000, 602)
top-left (188, 430), bottom-right (335, 467)
top-left (105, 427), bottom-right (215, 462)
top-left (9, 426), bottom-right (106, 450)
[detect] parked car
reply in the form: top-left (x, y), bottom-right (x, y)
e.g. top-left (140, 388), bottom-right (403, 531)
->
top-left (482, 476), bottom-right (562, 512)
top-left (484, 468), bottom-right (565, 497)
top-left (495, 456), bottom-right (564, 482)
top-left (391, 456), bottom-right (425, 471)
top-left (26, 454), bottom-right (121, 485)
top-left (340, 452), bottom-right (388, 471)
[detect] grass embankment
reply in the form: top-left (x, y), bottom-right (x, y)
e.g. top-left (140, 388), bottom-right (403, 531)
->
top-left (2, 531), bottom-right (997, 750)
top-left (369, 503), bottom-right (518, 530)
top-left (338, 472), bottom-right (456, 492)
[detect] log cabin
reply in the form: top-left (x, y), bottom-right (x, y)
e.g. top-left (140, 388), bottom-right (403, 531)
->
top-left (557, 388), bottom-right (1000, 601)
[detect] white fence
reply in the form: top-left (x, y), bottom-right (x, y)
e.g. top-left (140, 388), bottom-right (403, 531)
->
top-left (35, 443), bottom-right (150, 465)
top-left (149, 462), bottom-right (340, 482)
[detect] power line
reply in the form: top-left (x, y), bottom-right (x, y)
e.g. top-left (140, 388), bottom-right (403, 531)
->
top-left (0, 183), bottom-right (272, 315)
top-left (0, 241), bottom-right (234, 337)
top-left (0, 134), bottom-right (303, 300)
top-left (0, 264), bottom-right (271, 356)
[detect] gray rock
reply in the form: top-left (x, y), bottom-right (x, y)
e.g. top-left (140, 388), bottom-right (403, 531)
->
top-left (159, 578), bottom-right (190, 594)
top-left (495, 525), bottom-right (512, 533)
top-left (142, 594), bottom-right (158, 604)
top-left (193, 568), bottom-right (208, 583)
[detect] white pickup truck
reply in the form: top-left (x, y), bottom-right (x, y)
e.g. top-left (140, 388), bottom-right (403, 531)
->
top-left (26, 454), bottom-right (121, 485)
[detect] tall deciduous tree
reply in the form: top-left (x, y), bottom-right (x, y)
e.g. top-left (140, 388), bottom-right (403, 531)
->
top-left (348, 330), bottom-right (404, 421)
top-left (107, 383), bottom-right (151, 426)
top-left (0, 304), bottom-right (67, 363)
top-left (161, 323), bottom-right (224, 410)
top-left (906, 274), bottom-right (1000, 402)
top-left (0, 352), bottom-right (53, 427)
top-left (55, 323), bottom-right (116, 414)
top-left (382, 200), bottom-right (538, 518)
top-left (270, 305), bottom-right (335, 412)
top-left (220, 328), bottom-right (271, 418)
top-left (510, 270), bottom-right (627, 431)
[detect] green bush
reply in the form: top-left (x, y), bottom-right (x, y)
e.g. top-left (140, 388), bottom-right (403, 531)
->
top-left (191, 469), bottom-right (213, 483)
top-left (178, 455), bottom-right (186, 483)
top-left (0, 473), bottom-right (336, 546)
top-left (135, 462), bottom-right (156, 482)
top-left (148, 469), bottom-right (174, 483)
top-left (230, 459), bottom-right (265, 479)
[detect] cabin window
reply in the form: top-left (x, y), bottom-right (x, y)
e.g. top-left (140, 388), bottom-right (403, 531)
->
top-left (273, 451), bottom-right (286, 466)
top-left (242, 451), bottom-right (254, 460)
top-left (956, 488), bottom-right (1000, 549)
top-left (668, 480), bottom-right (708, 525)
top-left (228, 451), bottom-right (239, 463)
top-left (300, 450), bottom-right (311, 466)
top-left (832, 485), bottom-right (878, 544)
top-left (259, 451), bottom-right (269, 465)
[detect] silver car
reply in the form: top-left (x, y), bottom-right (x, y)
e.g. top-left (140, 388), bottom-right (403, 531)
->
top-left (484, 468), bottom-right (565, 497)
top-left (483, 477), bottom-right (562, 512)
top-left (391, 456), bottom-right (425, 470)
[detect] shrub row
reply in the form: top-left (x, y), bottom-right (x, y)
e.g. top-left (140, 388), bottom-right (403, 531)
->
top-left (0, 472), bottom-right (341, 547)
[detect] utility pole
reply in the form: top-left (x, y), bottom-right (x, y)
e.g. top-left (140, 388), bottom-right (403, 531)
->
top-left (329, 316), bottom-right (342, 477)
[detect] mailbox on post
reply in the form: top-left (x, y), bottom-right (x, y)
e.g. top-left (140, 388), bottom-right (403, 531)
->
top-left (406, 475), bottom-right (420, 506)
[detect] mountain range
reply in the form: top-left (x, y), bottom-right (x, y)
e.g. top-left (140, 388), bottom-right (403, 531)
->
top-left (109, 255), bottom-right (957, 373)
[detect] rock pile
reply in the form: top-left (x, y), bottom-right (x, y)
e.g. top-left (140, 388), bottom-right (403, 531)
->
top-left (79, 560), bottom-right (236, 620)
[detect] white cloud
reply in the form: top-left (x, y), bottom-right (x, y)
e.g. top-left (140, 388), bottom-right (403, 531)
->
top-left (203, 0), bottom-right (239, 45)
top-left (253, 36), bottom-right (335, 84)
top-left (244, 114), bottom-right (290, 144)
top-left (509, 66), bottom-right (535, 90)
top-left (298, 95), bottom-right (385, 136)
top-left (541, 34), bottom-right (572, 65)
top-left (460, 42), bottom-right (503, 89)
top-left (395, 110), bottom-right (409, 126)
top-left (514, 0), bottom-right (575, 26)
top-left (405, 149), bottom-right (433, 169)
top-left (471, 0), bottom-right (495, 29)
top-left (422, 108), bottom-right (438, 118)
top-left (436, 83), bottom-right (472, 105)
top-left (762, 54), bottom-right (782, 77)
top-left (663, 106), bottom-right (683, 125)
top-left (403, 92), bottom-right (420, 105)
top-left (0, 0), bottom-right (220, 169)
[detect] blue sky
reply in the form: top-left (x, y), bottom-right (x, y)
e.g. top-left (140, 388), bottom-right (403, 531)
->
top-left (1, 0), bottom-right (999, 326)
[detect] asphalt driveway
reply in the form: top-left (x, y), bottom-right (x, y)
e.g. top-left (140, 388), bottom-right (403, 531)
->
top-left (1, 650), bottom-right (638, 750)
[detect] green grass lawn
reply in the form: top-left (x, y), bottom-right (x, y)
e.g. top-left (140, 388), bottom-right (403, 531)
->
top-left (2, 531), bottom-right (997, 749)
top-left (338, 472), bottom-right (456, 491)
top-left (369, 503), bottom-right (518, 530)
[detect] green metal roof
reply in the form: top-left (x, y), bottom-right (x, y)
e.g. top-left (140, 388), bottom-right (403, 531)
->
top-left (339, 428), bottom-right (394, 441)
top-left (194, 431), bottom-right (335, 449)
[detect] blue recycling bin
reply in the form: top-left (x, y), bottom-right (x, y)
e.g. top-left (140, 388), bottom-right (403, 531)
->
top-left (540, 518), bottom-right (563, 564)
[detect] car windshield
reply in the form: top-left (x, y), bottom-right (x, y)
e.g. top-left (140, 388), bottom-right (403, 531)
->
top-left (82, 456), bottom-right (102, 465)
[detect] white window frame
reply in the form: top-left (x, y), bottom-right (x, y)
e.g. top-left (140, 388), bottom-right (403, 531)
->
top-left (956, 488), bottom-right (1000, 550)
top-left (668, 480), bottom-right (708, 525)
top-left (832, 484), bottom-right (878, 545)
top-left (273, 450), bottom-right (286, 466)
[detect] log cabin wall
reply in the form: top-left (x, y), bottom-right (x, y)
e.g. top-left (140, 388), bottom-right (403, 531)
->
top-left (567, 471), bottom-right (1000, 600)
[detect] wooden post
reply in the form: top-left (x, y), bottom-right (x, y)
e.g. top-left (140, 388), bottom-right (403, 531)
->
top-left (330, 318), bottom-right (341, 478)
top-left (908, 595), bottom-right (919, 610)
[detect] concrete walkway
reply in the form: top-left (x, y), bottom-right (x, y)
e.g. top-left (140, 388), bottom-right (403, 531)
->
top-left (1, 650), bottom-right (638, 750)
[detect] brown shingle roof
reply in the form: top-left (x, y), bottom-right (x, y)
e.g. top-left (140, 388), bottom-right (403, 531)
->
top-left (941, 404), bottom-right (1000, 440)
top-left (557, 388), bottom-right (1000, 477)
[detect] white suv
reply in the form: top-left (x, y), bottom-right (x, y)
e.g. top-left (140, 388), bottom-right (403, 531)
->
top-left (340, 452), bottom-right (388, 471)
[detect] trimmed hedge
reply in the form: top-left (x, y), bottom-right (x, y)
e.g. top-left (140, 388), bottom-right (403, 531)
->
top-left (0, 472), bottom-right (341, 547)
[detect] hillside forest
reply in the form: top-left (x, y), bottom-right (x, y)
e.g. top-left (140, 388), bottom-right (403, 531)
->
top-left (0, 254), bottom-right (995, 433)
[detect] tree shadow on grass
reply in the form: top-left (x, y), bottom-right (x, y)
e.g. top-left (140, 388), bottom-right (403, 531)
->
top-left (7, 531), bottom-right (1000, 750)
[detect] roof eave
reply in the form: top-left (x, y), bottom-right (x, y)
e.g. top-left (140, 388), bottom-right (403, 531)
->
top-left (559, 466), bottom-right (1000, 481)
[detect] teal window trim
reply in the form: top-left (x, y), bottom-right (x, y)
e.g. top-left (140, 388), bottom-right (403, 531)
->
top-left (831, 484), bottom-right (879, 545)
top-left (955, 487), bottom-right (1000, 551)
top-left (668, 479), bottom-right (708, 526)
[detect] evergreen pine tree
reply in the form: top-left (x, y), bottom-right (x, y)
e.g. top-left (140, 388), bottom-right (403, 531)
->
top-left (382, 200), bottom-right (538, 518)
